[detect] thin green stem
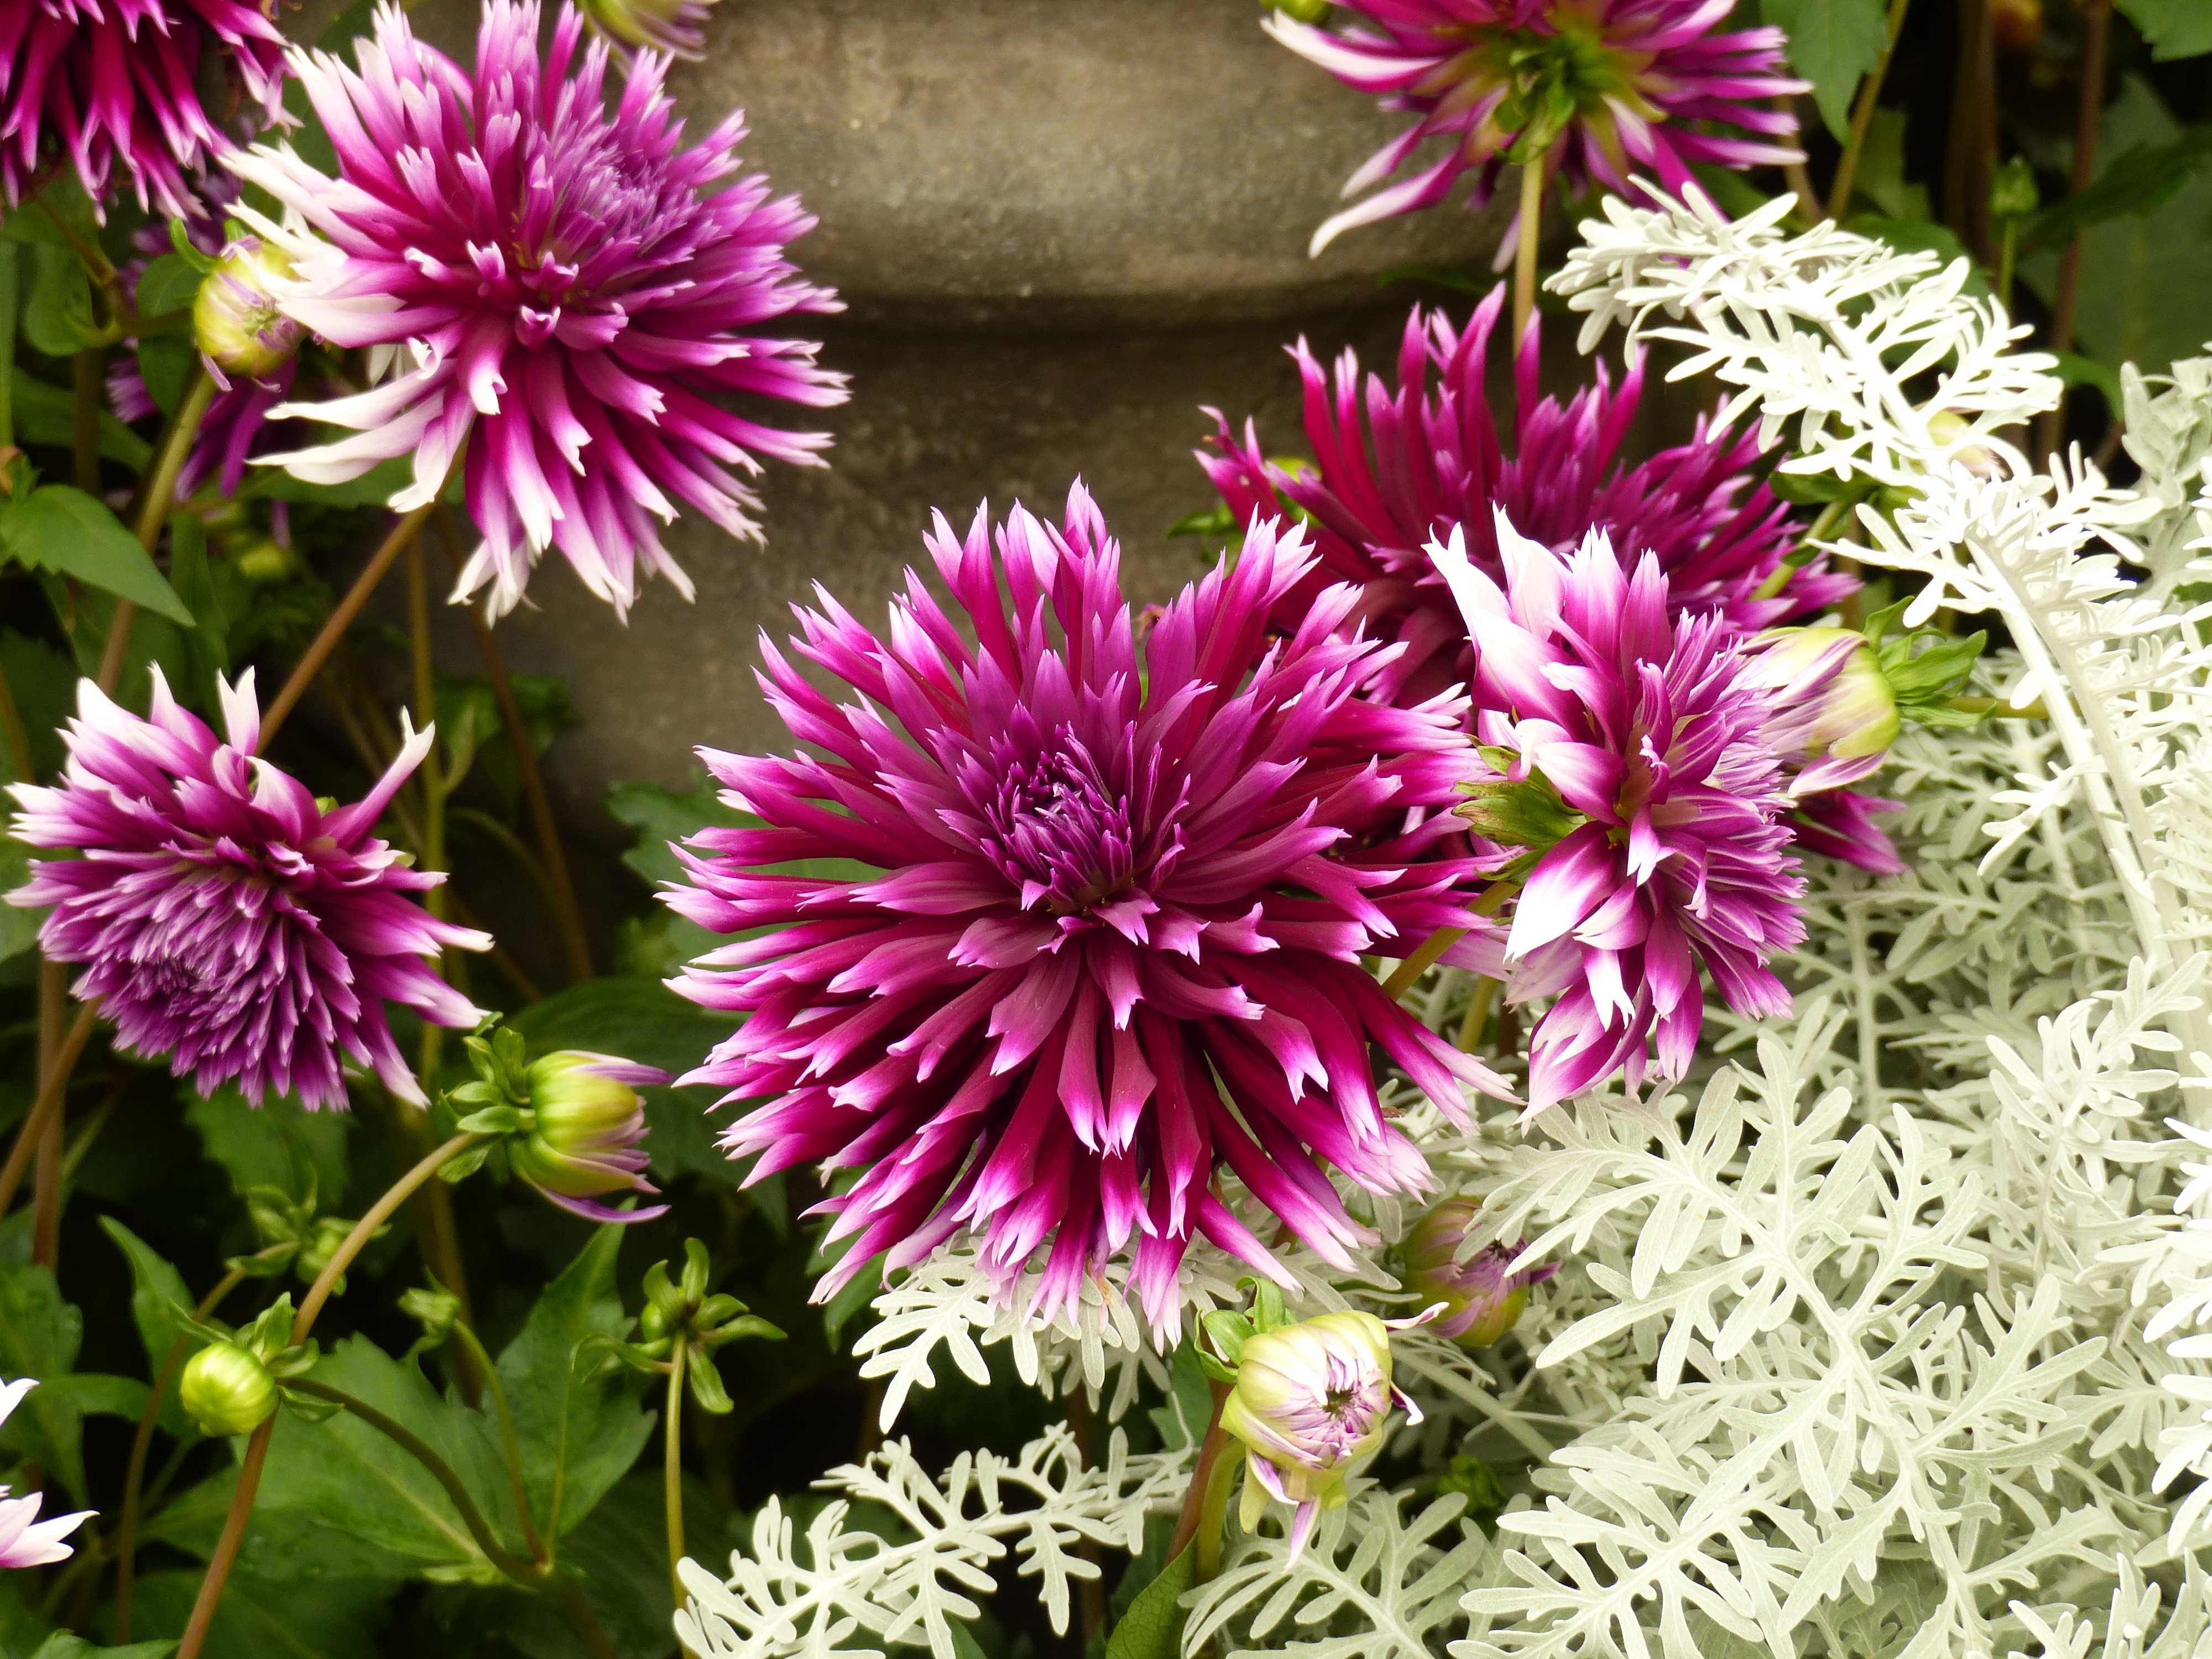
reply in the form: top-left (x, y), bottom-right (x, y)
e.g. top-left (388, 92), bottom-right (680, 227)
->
top-left (1949, 694), bottom-right (2049, 719)
top-left (98, 367), bottom-right (218, 696)
top-left (1827, 0), bottom-right (1913, 220)
top-left (666, 1341), bottom-right (688, 1621)
top-left (1512, 155), bottom-right (1545, 343)
top-left (1166, 1380), bottom-right (1233, 1571)
top-left (448, 1319), bottom-right (546, 1567)
top-left (175, 1132), bottom-right (486, 1659)
top-left (114, 1263), bottom-right (252, 1642)
top-left (1458, 975), bottom-right (1499, 1052)
top-left (1383, 928), bottom-right (1465, 1003)
top-left (0, 242), bottom-right (19, 451)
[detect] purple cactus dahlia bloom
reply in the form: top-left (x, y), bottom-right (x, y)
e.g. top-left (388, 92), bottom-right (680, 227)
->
top-left (1435, 511), bottom-right (1827, 1110)
top-left (1268, 0), bottom-right (1807, 255)
top-left (1202, 291), bottom-right (1848, 709)
top-left (670, 484), bottom-right (1511, 1323)
top-left (226, 0), bottom-right (847, 620)
top-left (6, 670), bottom-right (488, 1111)
top-left (0, 0), bottom-right (284, 221)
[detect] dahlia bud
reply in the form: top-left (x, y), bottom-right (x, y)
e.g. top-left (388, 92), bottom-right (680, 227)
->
top-left (1457, 748), bottom-right (1586, 853)
top-left (1218, 1311), bottom-right (1416, 1557)
top-left (180, 1342), bottom-right (278, 1438)
top-left (505, 1051), bottom-right (671, 1224)
top-left (1751, 628), bottom-right (1900, 763)
top-left (192, 238), bottom-right (303, 381)
top-left (1400, 1200), bottom-right (1557, 1348)
top-left (577, 0), bottom-right (712, 58)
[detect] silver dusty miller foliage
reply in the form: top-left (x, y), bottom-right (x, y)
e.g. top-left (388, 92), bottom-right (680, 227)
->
top-left (680, 193), bottom-right (2212, 1659)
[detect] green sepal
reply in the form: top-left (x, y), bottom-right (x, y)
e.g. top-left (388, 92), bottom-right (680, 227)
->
top-left (277, 1383), bottom-right (343, 1425)
top-left (685, 1353), bottom-right (734, 1416)
top-left (437, 1142), bottom-right (495, 1184)
top-left (168, 219), bottom-right (220, 274)
top-left (263, 1340), bottom-right (320, 1381)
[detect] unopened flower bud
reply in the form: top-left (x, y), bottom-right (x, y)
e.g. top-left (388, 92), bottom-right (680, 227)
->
top-left (508, 1051), bottom-right (670, 1224)
top-left (180, 1342), bottom-right (278, 1438)
top-left (578, 0), bottom-right (711, 58)
top-left (192, 238), bottom-right (303, 381)
top-left (1400, 1200), bottom-right (1557, 1348)
top-left (1219, 1311), bottom-right (1415, 1558)
top-left (1924, 410), bottom-right (2006, 481)
top-left (234, 539), bottom-right (298, 584)
top-left (295, 1215), bottom-right (354, 1288)
top-left (1751, 628), bottom-right (1900, 763)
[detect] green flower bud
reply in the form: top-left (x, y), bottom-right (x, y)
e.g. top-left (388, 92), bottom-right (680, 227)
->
top-left (1400, 1200), bottom-right (1559, 1347)
top-left (192, 238), bottom-right (303, 381)
top-left (296, 1215), bottom-right (354, 1289)
top-left (180, 1342), bottom-right (278, 1438)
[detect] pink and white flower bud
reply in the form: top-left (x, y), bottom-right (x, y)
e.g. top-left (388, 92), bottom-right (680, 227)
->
top-left (1400, 1199), bottom-right (1557, 1347)
top-left (193, 239), bottom-right (304, 382)
top-left (1218, 1311), bottom-right (1421, 1557)
top-left (509, 1052), bottom-right (672, 1224)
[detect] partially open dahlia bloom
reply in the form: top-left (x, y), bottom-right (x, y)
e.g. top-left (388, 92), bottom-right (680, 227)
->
top-left (670, 485), bottom-right (1509, 1322)
top-left (228, 0), bottom-right (847, 619)
top-left (1202, 290), bottom-right (1845, 707)
top-left (7, 670), bottom-right (487, 1110)
top-left (1436, 512), bottom-right (1833, 1109)
top-left (0, 0), bottom-right (285, 219)
top-left (1268, 0), bottom-right (1806, 254)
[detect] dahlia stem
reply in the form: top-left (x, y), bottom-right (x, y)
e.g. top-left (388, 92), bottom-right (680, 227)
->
top-left (114, 1262), bottom-right (252, 1643)
top-left (1382, 928), bottom-right (1466, 1002)
top-left (175, 1131), bottom-right (485, 1659)
top-left (447, 1317), bottom-right (546, 1567)
top-left (1457, 975), bottom-right (1499, 1052)
top-left (0, 999), bottom-right (98, 1222)
top-left (1828, 0), bottom-right (1913, 220)
top-left (665, 1339), bottom-right (690, 1625)
top-left (2036, 0), bottom-right (2112, 462)
top-left (0, 632), bottom-right (32, 785)
top-left (462, 589), bottom-right (593, 985)
top-left (98, 367), bottom-right (219, 697)
top-left (1165, 1380), bottom-right (1233, 1573)
top-left (260, 499), bottom-right (439, 748)
top-left (1949, 693), bottom-right (2050, 719)
top-left (1778, 98), bottom-right (1822, 223)
top-left (30, 958), bottom-right (66, 1268)
top-left (1511, 155), bottom-right (1547, 343)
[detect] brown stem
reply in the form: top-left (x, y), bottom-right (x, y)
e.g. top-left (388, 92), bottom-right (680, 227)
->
top-left (1828, 0), bottom-right (1913, 219)
top-left (2037, 0), bottom-right (2112, 461)
top-left (1779, 97), bottom-right (1822, 223)
top-left (30, 959), bottom-right (65, 1268)
top-left (98, 368), bottom-right (220, 696)
top-left (173, 1132), bottom-right (484, 1659)
top-left (0, 999), bottom-right (97, 1220)
top-left (114, 1263), bottom-right (251, 1642)
top-left (460, 589), bottom-right (592, 984)
top-left (1166, 1381), bottom-right (1233, 1564)
top-left (259, 500), bottom-right (438, 748)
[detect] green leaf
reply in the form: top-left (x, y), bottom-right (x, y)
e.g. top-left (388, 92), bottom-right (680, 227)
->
top-left (135, 253), bottom-right (202, 321)
top-left (9, 370), bottom-right (150, 468)
top-left (1760, 0), bottom-right (1888, 139)
top-left (1104, 1543), bottom-right (1197, 1659)
top-left (2118, 0), bottom-right (2212, 59)
top-left (98, 1216), bottom-right (204, 1437)
top-left (2, 487), bottom-right (193, 625)
top-left (20, 244), bottom-right (97, 357)
top-left (25, 1635), bottom-right (179, 1659)
top-left (185, 1086), bottom-right (351, 1208)
top-left (605, 774), bottom-right (746, 893)
top-left (2052, 349), bottom-right (2124, 412)
top-left (2019, 127), bottom-right (2212, 254)
top-left (497, 1227), bottom-right (655, 1536)
top-left (0, 832), bottom-right (38, 964)
top-left (148, 1337), bottom-right (515, 1583)
top-left (0, 1262), bottom-right (86, 1500)
top-left (129, 1571), bottom-right (388, 1659)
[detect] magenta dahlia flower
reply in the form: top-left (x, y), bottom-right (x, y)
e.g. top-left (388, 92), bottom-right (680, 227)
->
top-left (1436, 511), bottom-right (1830, 1109)
top-left (1269, 0), bottom-right (1807, 255)
top-left (0, 1381), bottom-right (91, 1569)
top-left (670, 484), bottom-right (1510, 1322)
top-left (0, 0), bottom-right (284, 220)
top-left (227, 0), bottom-right (847, 620)
top-left (1202, 290), bottom-right (1848, 709)
top-left (6, 670), bottom-right (488, 1111)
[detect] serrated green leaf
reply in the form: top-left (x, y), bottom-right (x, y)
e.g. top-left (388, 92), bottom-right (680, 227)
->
top-left (97, 1216), bottom-right (204, 1438)
top-left (1761, 0), bottom-right (1888, 139)
top-left (2119, 0), bottom-right (2212, 59)
top-left (2, 487), bottom-right (192, 625)
top-left (2019, 127), bottom-right (2212, 254)
top-left (497, 1227), bottom-right (655, 1536)
top-left (25, 1635), bottom-right (178, 1659)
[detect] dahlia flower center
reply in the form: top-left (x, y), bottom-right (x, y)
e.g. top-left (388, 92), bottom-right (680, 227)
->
top-left (981, 735), bottom-right (1139, 915)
